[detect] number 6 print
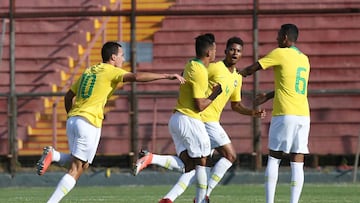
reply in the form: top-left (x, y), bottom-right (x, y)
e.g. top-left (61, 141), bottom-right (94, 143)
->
top-left (295, 67), bottom-right (307, 95)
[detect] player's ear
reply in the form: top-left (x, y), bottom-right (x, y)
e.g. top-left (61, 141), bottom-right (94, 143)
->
top-left (284, 34), bottom-right (290, 43)
top-left (111, 54), bottom-right (116, 61)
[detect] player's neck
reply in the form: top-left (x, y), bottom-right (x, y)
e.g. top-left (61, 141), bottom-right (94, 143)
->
top-left (223, 59), bottom-right (236, 70)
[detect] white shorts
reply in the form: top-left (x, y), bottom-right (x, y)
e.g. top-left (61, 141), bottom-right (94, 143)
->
top-left (205, 122), bottom-right (231, 149)
top-left (268, 115), bottom-right (310, 154)
top-left (66, 116), bottom-right (101, 164)
top-left (168, 112), bottom-right (211, 158)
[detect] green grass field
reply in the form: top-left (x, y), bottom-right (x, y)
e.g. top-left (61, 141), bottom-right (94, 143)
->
top-left (0, 184), bottom-right (359, 203)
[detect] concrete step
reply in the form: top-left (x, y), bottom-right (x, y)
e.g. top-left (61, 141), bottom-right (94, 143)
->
top-left (1, 44), bottom-right (78, 59)
top-left (174, 0), bottom-right (360, 9)
top-left (121, 2), bottom-right (174, 10)
top-left (0, 57), bottom-right (71, 72)
top-left (27, 126), bottom-right (67, 136)
top-left (1, 32), bottom-right (88, 46)
top-left (23, 141), bottom-right (68, 150)
top-left (18, 147), bottom-right (68, 156)
top-left (2, 0), bottom-right (106, 10)
top-left (14, 18), bottom-right (94, 33)
top-left (26, 134), bottom-right (68, 142)
top-left (0, 72), bottom-right (61, 86)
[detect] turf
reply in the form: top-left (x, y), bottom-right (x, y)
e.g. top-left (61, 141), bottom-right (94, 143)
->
top-left (0, 184), bottom-right (359, 203)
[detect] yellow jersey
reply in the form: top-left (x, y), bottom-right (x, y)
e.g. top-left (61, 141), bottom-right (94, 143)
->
top-left (175, 59), bottom-right (209, 120)
top-left (258, 46), bottom-right (310, 116)
top-left (201, 61), bottom-right (242, 122)
top-left (68, 63), bottom-right (129, 127)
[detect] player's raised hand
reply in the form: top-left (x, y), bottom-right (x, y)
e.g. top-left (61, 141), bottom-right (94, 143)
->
top-left (166, 73), bottom-right (186, 84)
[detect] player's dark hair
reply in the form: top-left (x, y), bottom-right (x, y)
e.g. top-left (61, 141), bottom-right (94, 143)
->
top-left (195, 33), bottom-right (215, 58)
top-left (101, 41), bottom-right (122, 62)
top-left (281, 24), bottom-right (298, 42)
top-left (226, 36), bottom-right (244, 49)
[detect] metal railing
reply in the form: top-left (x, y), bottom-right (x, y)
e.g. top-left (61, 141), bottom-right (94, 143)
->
top-left (0, 18), bottom-right (7, 70)
top-left (1, 0), bottom-right (360, 175)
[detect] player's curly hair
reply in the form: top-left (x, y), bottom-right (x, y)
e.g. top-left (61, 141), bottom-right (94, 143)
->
top-left (226, 37), bottom-right (244, 49)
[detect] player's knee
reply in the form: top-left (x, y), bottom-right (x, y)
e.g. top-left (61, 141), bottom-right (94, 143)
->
top-left (83, 162), bottom-right (90, 169)
top-left (220, 149), bottom-right (237, 163)
top-left (226, 153), bottom-right (237, 163)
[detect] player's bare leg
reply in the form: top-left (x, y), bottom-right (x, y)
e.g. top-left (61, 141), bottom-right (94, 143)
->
top-left (47, 156), bottom-right (87, 202)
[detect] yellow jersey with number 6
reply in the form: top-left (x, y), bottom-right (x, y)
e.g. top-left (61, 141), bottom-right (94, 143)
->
top-left (258, 46), bottom-right (310, 116)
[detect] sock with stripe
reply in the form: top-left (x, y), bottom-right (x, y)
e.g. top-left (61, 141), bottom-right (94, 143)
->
top-left (206, 157), bottom-right (233, 197)
top-left (47, 173), bottom-right (76, 203)
top-left (162, 169), bottom-right (195, 201)
top-left (195, 165), bottom-right (208, 203)
top-left (152, 154), bottom-right (185, 173)
top-left (265, 156), bottom-right (281, 203)
top-left (290, 162), bottom-right (304, 203)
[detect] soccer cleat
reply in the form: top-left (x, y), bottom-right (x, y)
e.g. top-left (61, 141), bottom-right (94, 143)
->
top-left (36, 146), bottom-right (54, 176)
top-left (132, 149), bottom-right (153, 176)
top-left (158, 198), bottom-right (173, 203)
top-left (193, 196), bottom-right (210, 203)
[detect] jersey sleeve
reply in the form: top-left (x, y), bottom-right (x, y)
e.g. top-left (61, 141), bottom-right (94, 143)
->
top-left (187, 65), bottom-right (208, 99)
top-left (111, 67), bottom-right (129, 83)
top-left (258, 48), bottom-right (282, 70)
top-left (108, 68), bottom-right (129, 98)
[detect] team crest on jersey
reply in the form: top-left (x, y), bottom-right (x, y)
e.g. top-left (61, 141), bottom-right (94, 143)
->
top-left (234, 80), bottom-right (238, 87)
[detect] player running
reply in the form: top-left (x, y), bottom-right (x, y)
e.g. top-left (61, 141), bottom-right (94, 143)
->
top-left (134, 37), bottom-right (266, 203)
top-left (36, 41), bottom-right (185, 203)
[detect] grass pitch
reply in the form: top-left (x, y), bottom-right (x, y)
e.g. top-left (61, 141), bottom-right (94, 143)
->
top-left (0, 183), bottom-right (359, 203)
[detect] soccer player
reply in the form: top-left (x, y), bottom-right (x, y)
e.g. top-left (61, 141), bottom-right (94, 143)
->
top-left (165, 33), bottom-right (222, 203)
top-left (239, 23), bottom-right (310, 203)
top-left (134, 37), bottom-right (266, 203)
top-left (36, 41), bottom-right (185, 203)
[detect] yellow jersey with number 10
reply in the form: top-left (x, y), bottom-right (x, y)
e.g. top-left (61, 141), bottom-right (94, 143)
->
top-left (258, 46), bottom-right (310, 116)
top-left (68, 63), bottom-right (129, 127)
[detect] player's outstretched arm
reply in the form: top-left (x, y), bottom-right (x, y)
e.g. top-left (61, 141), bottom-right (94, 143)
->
top-left (231, 101), bottom-right (266, 118)
top-left (123, 72), bottom-right (186, 84)
top-left (238, 62), bottom-right (262, 77)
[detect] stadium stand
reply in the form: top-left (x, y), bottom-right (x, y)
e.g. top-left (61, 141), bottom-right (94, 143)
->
top-left (0, 0), bottom-right (111, 155)
top-left (134, 0), bottom-right (360, 156)
top-left (0, 0), bottom-right (360, 167)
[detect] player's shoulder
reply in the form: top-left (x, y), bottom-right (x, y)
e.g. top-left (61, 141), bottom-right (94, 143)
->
top-left (208, 60), bottom-right (225, 71)
top-left (211, 60), bottom-right (224, 66)
top-left (186, 59), bottom-right (207, 73)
